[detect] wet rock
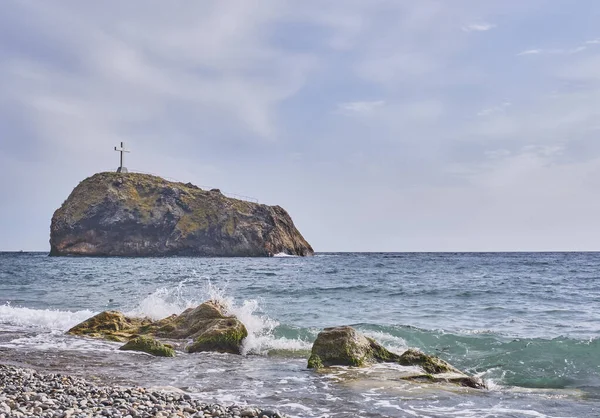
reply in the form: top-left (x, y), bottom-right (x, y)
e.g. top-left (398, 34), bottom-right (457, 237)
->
top-left (67, 300), bottom-right (248, 355)
top-left (119, 336), bottom-right (176, 357)
top-left (155, 301), bottom-right (247, 355)
top-left (307, 326), bottom-right (402, 368)
top-left (307, 326), bottom-right (486, 389)
top-left (67, 311), bottom-right (151, 342)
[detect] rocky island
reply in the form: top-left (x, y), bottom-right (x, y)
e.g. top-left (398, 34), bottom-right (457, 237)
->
top-left (49, 172), bottom-right (313, 257)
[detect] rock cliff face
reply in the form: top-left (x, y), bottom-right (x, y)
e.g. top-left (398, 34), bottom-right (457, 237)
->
top-left (50, 172), bottom-right (313, 257)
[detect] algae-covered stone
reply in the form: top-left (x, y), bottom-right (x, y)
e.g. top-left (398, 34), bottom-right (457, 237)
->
top-left (186, 319), bottom-right (248, 354)
top-left (49, 172), bottom-right (313, 257)
top-left (67, 311), bottom-right (151, 342)
top-left (307, 326), bottom-right (402, 369)
top-left (119, 336), bottom-right (175, 357)
top-left (397, 348), bottom-right (457, 374)
top-left (402, 372), bottom-right (486, 389)
top-left (307, 326), bottom-right (486, 389)
top-left (155, 300), bottom-right (230, 339)
top-left (155, 300), bottom-right (248, 354)
top-left (67, 300), bottom-right (248, 356)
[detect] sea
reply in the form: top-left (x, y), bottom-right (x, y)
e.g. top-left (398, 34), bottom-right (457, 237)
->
top-left (0, 252), bottom-right (598, 417)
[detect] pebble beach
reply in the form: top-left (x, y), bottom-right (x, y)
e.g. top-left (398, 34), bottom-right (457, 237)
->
top-left (0, 364), bottom-right (285, 418)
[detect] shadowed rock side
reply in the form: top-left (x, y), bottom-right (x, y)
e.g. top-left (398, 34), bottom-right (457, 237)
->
top-left (307, 326), bottom-right (485, 389)
top-left (67, 300), bottom-right (248, 355)
top-left (50, 172), bottom-right (313, 257)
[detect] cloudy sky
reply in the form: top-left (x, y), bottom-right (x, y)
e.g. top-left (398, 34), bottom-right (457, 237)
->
top-left (2, 0), bottom-right (600, 252)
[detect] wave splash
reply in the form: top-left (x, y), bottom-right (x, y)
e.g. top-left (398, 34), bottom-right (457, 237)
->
top-left (3, 281), bottom-right (598, 391)
top-left (353, 323), bottom-right (600, 390)
top-left (124, 279), bottom-right (310, 354)
top-left (0, 303), bottom-right (95, 331)
top-left (0, 280), bottom-right (310, 356)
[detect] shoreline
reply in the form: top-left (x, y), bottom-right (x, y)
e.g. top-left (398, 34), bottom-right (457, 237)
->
top-left (0, 364), bottom-right (286, 418)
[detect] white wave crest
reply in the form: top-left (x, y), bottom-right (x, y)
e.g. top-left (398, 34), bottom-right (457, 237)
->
top-left (362, 330), bottom-right (408, 353)
top-left (1, 279), bottom-right (309, 356)
top-left (0, 303), bottom-right (96, 331)
top-left (128, 281), bottom-right (309, 355)
top-left (125, 278), bottom-right (228, 320)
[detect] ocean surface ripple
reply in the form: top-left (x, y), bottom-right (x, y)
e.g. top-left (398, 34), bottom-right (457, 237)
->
top-left (1, 252), bottom-right (599, 417)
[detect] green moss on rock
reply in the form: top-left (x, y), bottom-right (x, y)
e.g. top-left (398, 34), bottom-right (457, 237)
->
top-left (66, 311), bottom-right (152, 341)
top-left (119, 336), bottom-right (175, 357)
top-left (307, 354), bottom-right (324, 369)
top-left (397, 349), bottom-right (456, 374)
top-left (186, 320), bottom-right (248, 354)
top-left (307, 326), bottom-right (486, 389)
top-left (307, 326), bottom-right (374, 368)
top-left (67, 301), bottom-right (248, 356)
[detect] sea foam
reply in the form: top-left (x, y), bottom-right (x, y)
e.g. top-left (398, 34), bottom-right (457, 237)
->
top-left (121, 280), bottom-right (310, 355)
top-left (0, 303), bottom-right (95, 331)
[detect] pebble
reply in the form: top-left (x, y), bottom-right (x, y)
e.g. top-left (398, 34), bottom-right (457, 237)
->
top-left (0, 364), bottom-right (287, 418)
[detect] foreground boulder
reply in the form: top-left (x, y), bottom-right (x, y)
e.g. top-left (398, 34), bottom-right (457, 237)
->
top-left (50, 172), bottom-right (313, 257)
top-left (119, 336), bottom-right (175, 357)
top-left (67, 311), bottom-right (151, 342)
top-left (67, 300), bottom-right (248, 355)
top-left (308, 326), bottom-right (485, 389)
top-left (307, 326), bottom-right (402, 368)
top-left (154, 301), bottom-right (248, 354)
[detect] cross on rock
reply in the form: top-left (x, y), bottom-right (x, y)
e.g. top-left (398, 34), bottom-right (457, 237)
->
top-left (114, 142), bottom-right (130, 173)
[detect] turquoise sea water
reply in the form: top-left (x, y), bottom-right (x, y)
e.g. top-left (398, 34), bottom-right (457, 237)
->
top-left (0, 252), bottom-right (599, 417)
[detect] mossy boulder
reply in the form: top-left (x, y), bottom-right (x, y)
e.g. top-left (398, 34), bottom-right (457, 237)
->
top-left (308, 326), bottom-right (485, 389)
top-left (186, 319), bottom-right (248, 354)
top-left (49, 172), bottom-right (313, 257)
top-left (307, 326), bottom-right (401, 368)
top-left (67, 311), bottom-right (151, 342)
top-left (119, 336), bottom-right (175, 357)
top-left (67, 300), bottom-right (248, 355)
top-left (155, 300), bottom-right (248, 354)
top-left (397, 348), bottom-right (457, 374)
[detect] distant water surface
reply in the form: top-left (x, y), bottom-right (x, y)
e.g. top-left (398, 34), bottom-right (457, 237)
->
top-left (0, 252), bottom-right (598, 417)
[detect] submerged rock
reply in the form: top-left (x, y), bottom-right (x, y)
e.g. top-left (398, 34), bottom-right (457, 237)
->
top-left (307, 326), bottom-right (485, 389)
top-left (50, 172), bottom-right (313, 257)
top-left (119, 336), bottom-right (176, 357)
top-left (397, 348), bottom-right (458, 374)
top-left (67, 300), bottom-right (248, 355)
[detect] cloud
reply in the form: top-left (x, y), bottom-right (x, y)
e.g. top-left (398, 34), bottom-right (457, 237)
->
top-left (462, 22), bottom-right (496, 32)
top-left (517, 49), bottom-right (542, 56)
top-left (337, 100), bottom-right (385, 114)
top-left (477, 101), bottom-right (512, 117)
top-left (0, 1), bottom-right (318, 147)
top-left (517, 44), bottom-right (591, 56)
top-left (3, 0), bottom-right (600, 251)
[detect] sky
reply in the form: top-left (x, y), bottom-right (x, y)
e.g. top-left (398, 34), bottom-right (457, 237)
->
top-left (2, 1), bottom-right (600, 252)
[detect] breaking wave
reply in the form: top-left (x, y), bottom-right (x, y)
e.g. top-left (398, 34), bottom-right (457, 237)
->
top-left (2, 281), bottom-right (598, 391)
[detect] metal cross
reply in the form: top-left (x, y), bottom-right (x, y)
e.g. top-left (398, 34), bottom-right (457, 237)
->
top-left (114, 142), bottom-right (130, 173)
